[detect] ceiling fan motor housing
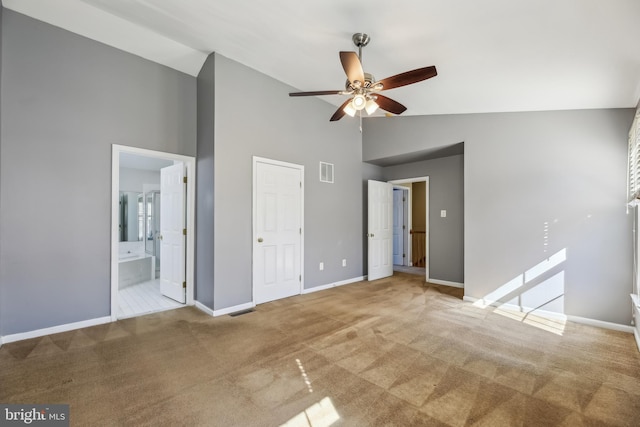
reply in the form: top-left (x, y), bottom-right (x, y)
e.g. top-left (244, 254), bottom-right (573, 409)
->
top-left (345, 72), bottom-right (376, 91)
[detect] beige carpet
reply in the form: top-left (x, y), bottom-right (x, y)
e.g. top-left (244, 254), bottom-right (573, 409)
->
top-left (1, 273), bottom-right (639, 426)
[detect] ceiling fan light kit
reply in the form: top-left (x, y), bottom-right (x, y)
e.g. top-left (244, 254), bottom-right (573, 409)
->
top-left (289, 33), bottom-right (437, 122)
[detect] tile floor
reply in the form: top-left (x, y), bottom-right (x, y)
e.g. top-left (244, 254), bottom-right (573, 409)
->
top-left (118, 279), bottom-right (184, 319)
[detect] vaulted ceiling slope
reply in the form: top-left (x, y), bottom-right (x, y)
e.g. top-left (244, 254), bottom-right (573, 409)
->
top-left (5, 0), bottom-right (640, 116)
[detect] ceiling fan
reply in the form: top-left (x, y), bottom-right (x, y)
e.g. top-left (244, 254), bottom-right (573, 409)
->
top-left (289, 33), bottom-right (437, 122)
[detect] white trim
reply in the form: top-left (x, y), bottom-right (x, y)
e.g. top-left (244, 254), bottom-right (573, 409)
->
top-left (428, 278), bottom-right (464, 288)
top-left (630, 294), bottom-right (640, 351)
top-left (463, 296), bottom-right (633, 333)
top-left (213, 302), bottom-right (256, 317)
top-left (1, 316), bottom-right (112, 344)
top-left (252, 156), bottom-right (304, 305)
top-left (111, 144), bottom-right (196, 321)
top-left (302, 276), bottom-right (367, 294)
top-left (194, 301), bottom-right (215, 317)
top-left (566, 315), bottom-right (634, 333)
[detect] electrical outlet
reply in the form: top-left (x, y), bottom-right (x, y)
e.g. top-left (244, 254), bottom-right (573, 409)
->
top-left (441, 210), bottom-right (447, 218)
top-left (342, 259), bottom-right (347, 267)
top-left (319, 262), bottom-right (324, 271)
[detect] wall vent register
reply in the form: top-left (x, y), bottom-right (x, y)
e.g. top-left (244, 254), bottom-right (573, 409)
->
top-left (320, 162), bottom-right (334, 183)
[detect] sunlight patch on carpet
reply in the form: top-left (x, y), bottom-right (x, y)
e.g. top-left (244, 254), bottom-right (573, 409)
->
top-left (280, 397), bottom-right (340, 427)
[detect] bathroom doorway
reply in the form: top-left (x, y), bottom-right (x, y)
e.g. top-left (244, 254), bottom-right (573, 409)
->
top-left (110, 145), bottom-right (196, 320)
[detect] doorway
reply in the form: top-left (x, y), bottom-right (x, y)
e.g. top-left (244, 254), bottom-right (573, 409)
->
top-left (389, 177), bottom-right (429, 281)
top-left (111, 145), bottom-right (196, 320)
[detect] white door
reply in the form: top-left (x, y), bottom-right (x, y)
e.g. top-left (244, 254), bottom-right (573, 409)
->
top-left (368, 180), bottom-right (393, 281)
top-left (253, 159), bottom-right (303, 304)
top-left (393, 189), bottom-right (404, 265)
top-left (160, 162), bottom-right (186, 303)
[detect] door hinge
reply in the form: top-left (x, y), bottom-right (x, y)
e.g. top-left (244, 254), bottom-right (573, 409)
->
top-left (299, 275), bottom-right (301, 282)
top-left (182, 281), bottom-right (186, 289)
top-left (403, 197), bottom-right (406, 202)
top-left (403, 254), bottom-right (406, 258)
top-left (183, 176), bottom-right (187, 184)
top-left (300, 228), bottom-right (302, 234)
top-left (300, 181), bottom-right (302, 188)
top-left (183, 228), bottom-right (187, 236)
top-left (402, 225), bottom-right (406, 230)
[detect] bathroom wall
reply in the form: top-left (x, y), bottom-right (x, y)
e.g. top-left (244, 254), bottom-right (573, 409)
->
top-left (119, 168), bottom-right (161, 193)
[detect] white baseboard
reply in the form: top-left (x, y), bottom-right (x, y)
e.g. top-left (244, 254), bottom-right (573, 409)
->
top-left (206, 277), bottom-right (367, 317)
top-left (566, 314), bottom-right (634, 333)
top-left (463, 296), bottom-right (633, 333)
top-left (428, 278), bottom-right (464, 288)
top-left (212, 302), bottom-right (255, 317)
top-left (634, 328), bottom-right (640, 352)
top-left (1, 316), bottom-right (112, 344)
top-left (302, 276), bottom-right (366, 294)
top-left (194, 301), bottom-right (215, 317)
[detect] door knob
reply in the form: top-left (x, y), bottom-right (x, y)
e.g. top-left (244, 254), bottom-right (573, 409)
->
top-left (370, 233), bottom-right (374, 238)
top-left (257, 237), bottom-right (263, 243)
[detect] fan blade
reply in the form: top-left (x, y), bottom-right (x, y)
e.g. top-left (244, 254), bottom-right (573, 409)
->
top-left (289, 90), bottom-right (343, 97)
top-left (340, 51), bottom-right (365, 86)
top-left (374, 95), bottom-right (407, 115)
top-left (330, 99), bottom-right (353, 122)
top-left (376, 66), bottom-right (437, 91)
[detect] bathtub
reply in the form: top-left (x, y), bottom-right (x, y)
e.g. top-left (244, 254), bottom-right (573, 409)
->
top-left (118, 253), bottom-right (155, 289)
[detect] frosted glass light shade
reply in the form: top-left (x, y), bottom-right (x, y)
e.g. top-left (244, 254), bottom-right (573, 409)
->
top-left (352, 94), bottom-right (366, 110)
top-left (343, 102), bottom-right (356, 117)
top-left (365, 99), bottom-right (379, 115)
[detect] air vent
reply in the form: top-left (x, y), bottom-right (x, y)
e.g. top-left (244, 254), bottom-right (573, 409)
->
top-left (320, 162), bottom-right (334, 183)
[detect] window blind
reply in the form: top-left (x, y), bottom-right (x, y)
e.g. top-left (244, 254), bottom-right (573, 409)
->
top-left (628, 104), bottom-right (640, 203)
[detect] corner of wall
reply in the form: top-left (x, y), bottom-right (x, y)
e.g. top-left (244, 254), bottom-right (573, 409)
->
top-left (195, 52), bottom-right (216, 310)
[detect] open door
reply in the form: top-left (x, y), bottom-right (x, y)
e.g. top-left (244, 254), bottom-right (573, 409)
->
top-left (368, 180), bottom-right (393, 281)
top-left (160, 162), bottom-right (186, 303)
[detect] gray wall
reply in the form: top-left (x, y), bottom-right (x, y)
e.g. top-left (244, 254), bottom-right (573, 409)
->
top-left (211, 54), bottom-right (363, 310)
top-left (365, 109), bottom-right (634, 324)
top-left (119, 168), bottom-right (160, 192)
top-left (0, 10), bottom-right (196, 335)
top-left (196, 54), bottom-right (215, 308)
top-left (382, 154), bottom-right (465, 284)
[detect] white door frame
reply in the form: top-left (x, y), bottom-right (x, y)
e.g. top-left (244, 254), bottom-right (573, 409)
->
top-left (252, 156), bottom-right (305, 303)
top-left (389, 177), bottom-right (429, 281)
top-left (111, 144), bottom-right (196, 321)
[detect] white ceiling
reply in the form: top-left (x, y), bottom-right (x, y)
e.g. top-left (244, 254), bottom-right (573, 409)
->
top-left (5, 0), bottom-right (640, 116)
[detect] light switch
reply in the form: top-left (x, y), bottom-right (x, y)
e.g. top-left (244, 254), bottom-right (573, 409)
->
top-left (319, 262), bottom-right (324, 271)
top-left (441, 210), bottom-right (447, 218)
